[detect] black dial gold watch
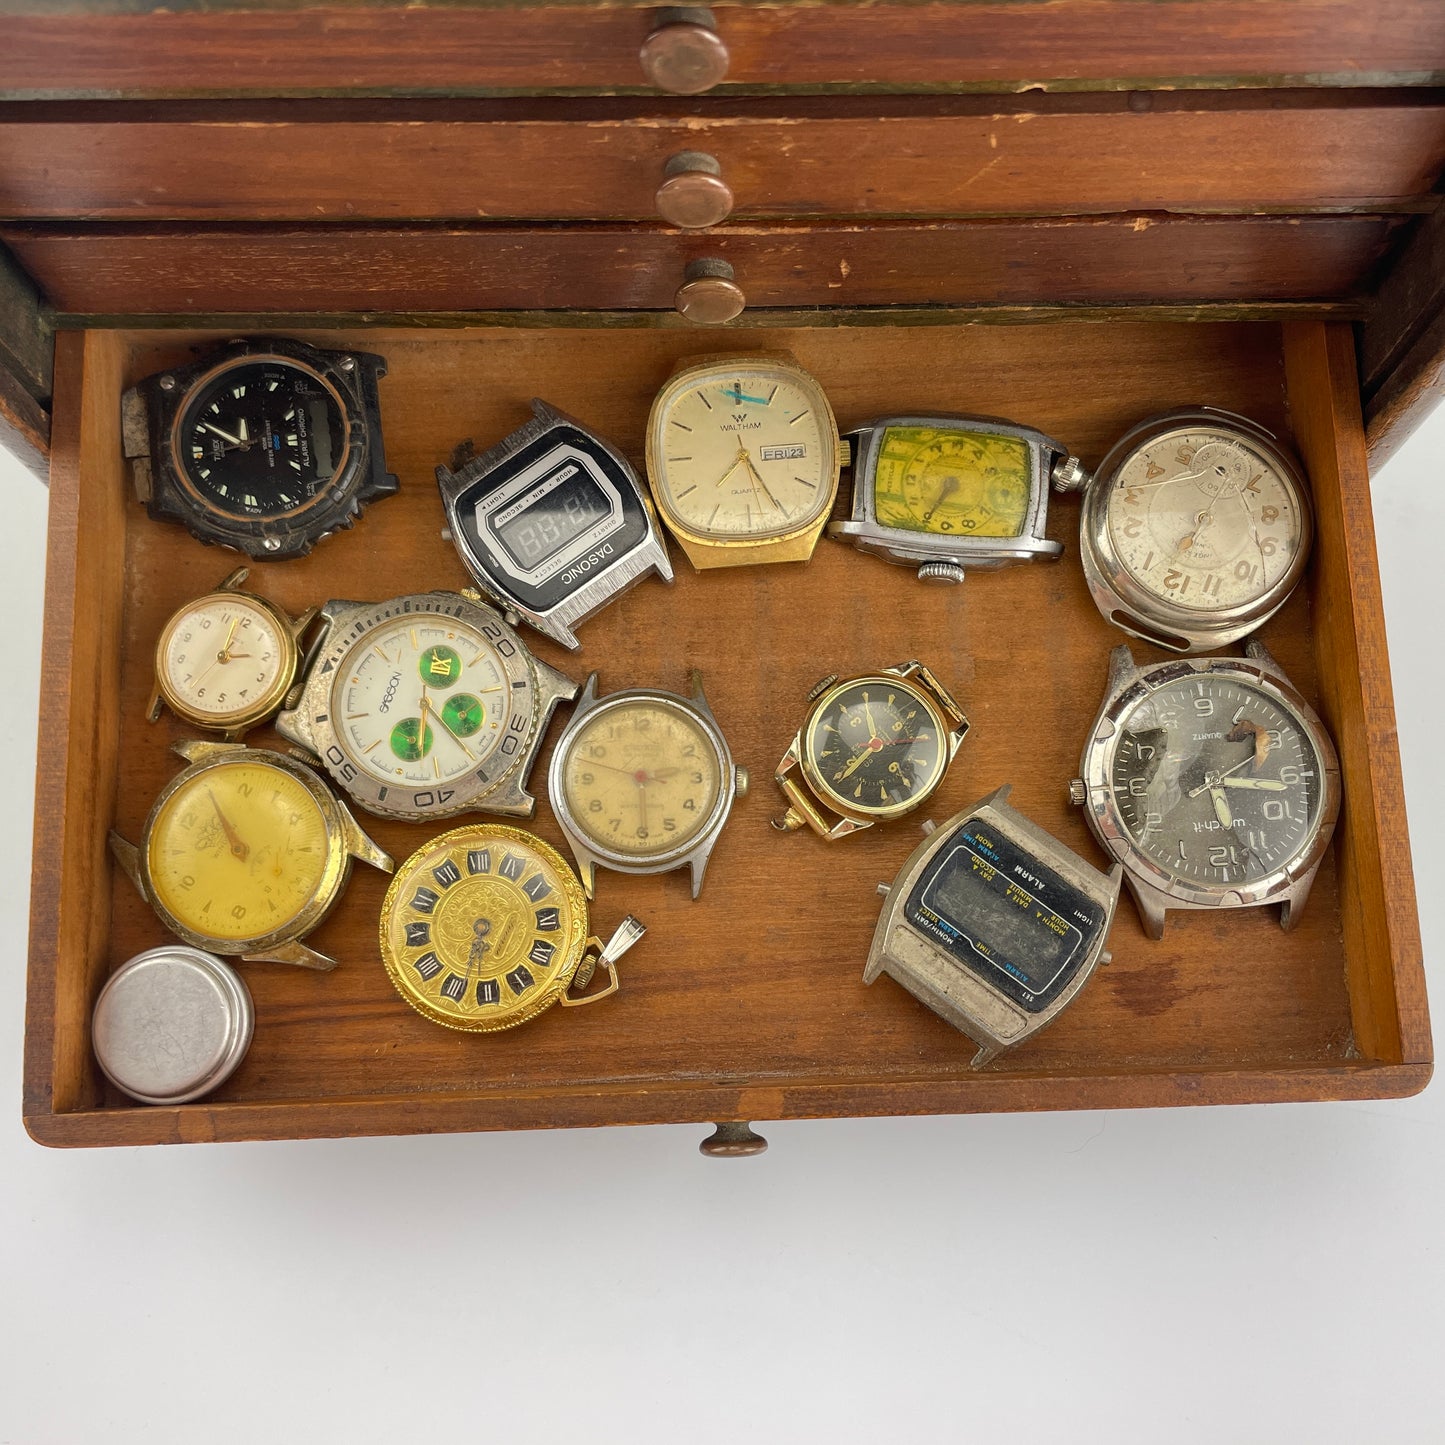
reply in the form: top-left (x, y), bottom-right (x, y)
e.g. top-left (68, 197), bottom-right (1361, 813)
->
top-left (121, 336), bottom-right (398, 560)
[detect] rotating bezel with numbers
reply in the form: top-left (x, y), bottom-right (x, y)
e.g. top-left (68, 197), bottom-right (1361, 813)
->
top-left (1071, 642), bottom-right (1341, 939)
top-left (1069, 408), bottom-right (1314, 653)
top-left (274, 590), bottom-right (577, 824)
top-left (378, 825), bottom-right (646, 1032)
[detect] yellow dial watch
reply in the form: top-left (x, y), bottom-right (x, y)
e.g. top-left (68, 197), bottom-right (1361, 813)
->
top-left (771, 661), bottom-right (971, 840)
top-left (644, 353), bottom-right (844, 569)
top-left (109, 739), bottom-right (392, 970)
top-left (379, 825), bottom-right (646, 1032)
top-left (147, 567), bottom-right (317, 739)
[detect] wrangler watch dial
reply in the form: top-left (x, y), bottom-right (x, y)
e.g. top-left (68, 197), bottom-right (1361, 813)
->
top-left (644, 354), bottom-right (842, 569)
top-left (379, 825), bottom-right (645, 1031)
top-left (1070, 643), bottom-right (1341, 937)
top-left (274, 591), bottom-right (578, 823)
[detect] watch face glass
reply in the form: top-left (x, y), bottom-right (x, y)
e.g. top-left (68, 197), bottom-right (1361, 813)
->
top-left (1107, 672), bottom-right (1324, 889)
top-left (1104, 426), bottom-right (1308, 615)
top-left (650, 362), bottom-right (834, 541)
top-left (147, 760), bottom-right (330, 945)
top-left (159, 593), bottom-right (289, 724)
top-left (381, 827), bottom-right (585, 1032)
top-left (330, 615), bottom-right (516, 788)
top-left (173, 357), bottom-right (350, 519)
top-left (561, 697), bottom-right (723, 860)
top-left (807, 677), bottom-right (946, 817)
top-left (455, 426), bottom-right (651, 615)
top-left (873, 425), bottom-right (1033, 539)
top-left (905, 818), bottom-right (1108, 1013)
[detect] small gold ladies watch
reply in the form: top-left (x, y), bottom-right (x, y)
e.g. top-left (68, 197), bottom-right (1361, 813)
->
top-left (148, 567), bottom-right (316, 740)
top-left (770, 661), bottom-right (971, 840)
top-left (644, 353), bottom-right (845, 569)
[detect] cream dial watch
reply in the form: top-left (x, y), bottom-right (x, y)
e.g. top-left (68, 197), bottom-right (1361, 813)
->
top-left (644, 354), bottom-right (844, 568)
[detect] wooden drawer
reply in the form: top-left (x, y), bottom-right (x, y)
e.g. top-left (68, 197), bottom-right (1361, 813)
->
top-left (3, 3), bottom-right (1442, 99)
top-left (23, 317), bottom-right (1428, 1147)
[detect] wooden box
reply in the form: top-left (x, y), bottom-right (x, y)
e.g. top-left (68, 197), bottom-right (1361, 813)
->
top-left (5, 1), bottom-right (1437, 1149)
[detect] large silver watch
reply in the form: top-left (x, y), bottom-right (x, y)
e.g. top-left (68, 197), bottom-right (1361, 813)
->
top-left (275, 590), bottom-right (577, 823)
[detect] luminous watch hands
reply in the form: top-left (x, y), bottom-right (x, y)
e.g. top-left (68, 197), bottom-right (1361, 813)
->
top-left (207, 788), bottom-right (249, 861)
top-left (1186, 752), bottom-right (1287, 799)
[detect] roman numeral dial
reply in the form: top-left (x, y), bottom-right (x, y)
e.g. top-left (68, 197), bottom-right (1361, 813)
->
top-left (379, 825), bottom-right (592, 1032)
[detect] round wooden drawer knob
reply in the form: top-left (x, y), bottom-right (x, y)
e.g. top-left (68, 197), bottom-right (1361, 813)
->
top-left (640, 8), bottom-right (730, 95)
top-left (674, 258), bottom-right (745, 325)
top-left (656, 151), bottom-right (734, 229)
top-left (699, 1121), bottom-right (768, 1157)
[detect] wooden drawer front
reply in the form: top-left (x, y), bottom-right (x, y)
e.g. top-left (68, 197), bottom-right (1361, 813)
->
top-left (1, 97), bottom-right (1441, 223)
top-left (23, 319), bottom-right (1428, 1147)
top-left (3, 2), bottom-right (1443, 98)
top-left (0, 217), bottom-right (1407, 317)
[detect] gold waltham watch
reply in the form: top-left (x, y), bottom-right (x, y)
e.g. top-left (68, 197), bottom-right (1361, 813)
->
top-left (148, 568), bottom-right (317, 739)
top-left (379, 825), bottom-right (646, 1031)
top-left (644, 353), bottom-right (844, 569)
top-left (109, 740), bottom-right (393, 970)
top-left (771, 661), bottom-right (971, 840)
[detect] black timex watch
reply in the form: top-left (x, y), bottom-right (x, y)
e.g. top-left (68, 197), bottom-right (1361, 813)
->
top-left (121, 336), bottom-right (398, 560)
top-left (436, 399), bottom-right (672, 650)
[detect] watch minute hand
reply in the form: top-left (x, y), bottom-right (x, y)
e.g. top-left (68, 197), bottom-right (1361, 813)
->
top-left (1220, 776), bottom-right (1287, 791)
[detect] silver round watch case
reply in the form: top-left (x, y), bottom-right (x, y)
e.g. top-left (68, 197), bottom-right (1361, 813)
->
top-left (547, 672), bottom-right (746, 898)
top-left (1062, 407), bottom-right (1314, 654)
top-left (92, 945), bottom-right (254, 1106)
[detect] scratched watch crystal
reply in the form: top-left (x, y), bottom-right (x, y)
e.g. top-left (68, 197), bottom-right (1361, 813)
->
top-left (806, 677), bottom-right (948, 818)
top-left (875, 425), bottom-right (1032, 537)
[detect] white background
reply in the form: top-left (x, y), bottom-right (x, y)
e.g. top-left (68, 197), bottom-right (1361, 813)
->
top-left (2, 396), bottom-right (1441, 1445)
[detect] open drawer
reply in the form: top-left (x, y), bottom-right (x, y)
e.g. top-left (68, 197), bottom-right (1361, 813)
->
top-left (22, 316), bottom-right (1429, 1148)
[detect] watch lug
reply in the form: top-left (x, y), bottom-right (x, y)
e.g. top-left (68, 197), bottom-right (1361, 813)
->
top-left (273, 703), bottom-right (315, 753)
top-left (1105, 644), bottom-right (1139, 694)
top-left (480, 782), bottom-right (538, 820)
top-left (218, 566), bottom-right (249, 592)
top-left (108, 832), bottom-right (144, 895)
top-left (1124, 874), bottom-right (1168, 940)
top-left (146, 688), bottom-right (163, 723)
top-left (242, 939), bottom-right (337, 972)
top-left (1244, 638), bottom-right (1284, 678)
top-left (1277, 862), bottom-right (1321, 932)
top-left (172, 738), bottom-right (242, 765)
top-left (534, 657), bottom-right (581, 716)
top-left (337, 799), bottom-right (394, 874)
top-left (688, 853), bottom-right (709, 899)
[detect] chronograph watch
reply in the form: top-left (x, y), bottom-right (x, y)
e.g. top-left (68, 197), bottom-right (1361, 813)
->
top-left (644, 354), bottom-right (844, 569)
top-left (1070, 643), bottom-right (1341, 938)
top-left (771, 661), bottom-right (971, 840)
top-left (548, 671), bottom-right (747, 897)
top-left (274, 590), bottom-right (578, 824)
top-left (1055, 408), bottom-right (1313, 652)
top-left (122, 336), bottom-right (398, 560)
top-left (829, 414), bottom-right (1086, 583)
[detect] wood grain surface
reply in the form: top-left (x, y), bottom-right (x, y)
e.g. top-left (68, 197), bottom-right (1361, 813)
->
top-left (22, 319), bottom-right (1430, 1146)
top-left (2, 2), bottom-right (1443, 98)
top-left (0, 216), bottom-right (1407, 317)
top-left (2, 95), bottom-right (1441, 222)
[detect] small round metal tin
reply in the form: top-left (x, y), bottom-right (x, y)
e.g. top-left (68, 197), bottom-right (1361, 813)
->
top-left (92, 945), bottom-right (254, 1105)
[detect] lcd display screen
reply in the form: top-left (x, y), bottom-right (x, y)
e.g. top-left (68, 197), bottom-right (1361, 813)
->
top-left (488, 461), bottom-right (613, 572)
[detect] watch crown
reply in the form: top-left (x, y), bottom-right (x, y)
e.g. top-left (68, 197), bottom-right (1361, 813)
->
top-left (1068, 778), bottom-right (1088, 807)
top-left (806, 674), bottom-right (839, 702)
top-left (734, 766), bottom-right (750, 800)
top-left (1051, 455), bottom-right (1091, 493)
top-left (917, 561), bottom-right (966, 586)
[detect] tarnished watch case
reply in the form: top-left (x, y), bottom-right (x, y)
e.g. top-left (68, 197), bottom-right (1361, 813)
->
top-left (828, 413), bottom-right (1085, 584)
top-left (547, 671), bottom-right (747, 898)
top-left (108, 740), bottom-right (393, 972)
top-left (435, 399), bottom-right (673, 650)
top-left (864, 784), bottom-right (1122, 1068)
top-left (121, 335), bottom-right (398, 561)
top-left (274, 589), bottom-right (577, 823)
top-left (1058, 407), bottom-right (1314, 653)
top-left (1071, 641), bottom-right (1341, 937)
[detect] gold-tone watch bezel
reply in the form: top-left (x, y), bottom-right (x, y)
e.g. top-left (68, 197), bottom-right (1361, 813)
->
top-left (152, 586), bottom-right (302, 734)
top-left (378, 825), bottom-right (592, 1033)
top-left (644, 354), bottom-right (842, 558)
top-left (167, 352), bottom-right (354, 523)
top-left (137, 748), bottom-right (352, 956)
top-left (798, 672), bottom-right (952, 822)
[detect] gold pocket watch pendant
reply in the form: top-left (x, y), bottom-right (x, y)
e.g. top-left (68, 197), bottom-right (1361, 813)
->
top-left (148, 568), bottom-right (317, 740)
top-left (379, 825), bottom-right (646, 1032)
top-left (110, 740), bottom-right (393, 971)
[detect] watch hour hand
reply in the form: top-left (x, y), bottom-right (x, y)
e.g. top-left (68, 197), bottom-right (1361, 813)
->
top-left (1219, 776), bottom-right (1287, 791)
